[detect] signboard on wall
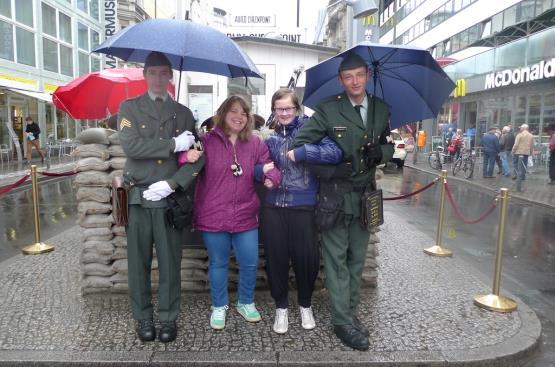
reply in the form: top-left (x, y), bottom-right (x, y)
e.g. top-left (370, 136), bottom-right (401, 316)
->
top-left (103, 0), bottom-right (118, 69)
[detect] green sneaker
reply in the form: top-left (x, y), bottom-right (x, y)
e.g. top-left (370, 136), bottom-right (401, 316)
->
top-left (210, 305), bottom-right (228, 330)
top-left (236, 302), bottom-right (261, 322)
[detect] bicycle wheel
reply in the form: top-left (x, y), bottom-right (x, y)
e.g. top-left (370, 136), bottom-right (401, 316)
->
top-left (452, 158), bottom-right (462, 176)
top-left (428, 152), bottom-right (441, 170)
top-left (463, 159), bottom-right (475, 179)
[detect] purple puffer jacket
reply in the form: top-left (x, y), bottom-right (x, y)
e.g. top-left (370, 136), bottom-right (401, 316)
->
top-left (193, 127), bottom-right (281, 233)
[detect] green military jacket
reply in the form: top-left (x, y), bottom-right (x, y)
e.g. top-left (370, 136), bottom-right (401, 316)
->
top-left (292, 92), bottom-right (394, 217)
top-left (118, 93), bottom-right (204, 208)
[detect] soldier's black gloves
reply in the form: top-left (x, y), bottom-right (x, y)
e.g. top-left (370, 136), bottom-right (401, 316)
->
top-left (306, 162), bottom-right (352, 181)
top-left (362, 143), bottom-right (383, 168)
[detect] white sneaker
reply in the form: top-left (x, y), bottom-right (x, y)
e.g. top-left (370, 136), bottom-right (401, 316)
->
top-left (299, 306), bottom-right (316, 330)
top-left (273, 308), bottom-right (288, 334)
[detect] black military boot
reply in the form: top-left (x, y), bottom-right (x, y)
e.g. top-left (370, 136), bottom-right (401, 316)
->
top-left (334, 324), bottom-right (369, 351)
top-left (352, 315), bottom-right (369, 337)
top-left (136, 319), bottom-right (155, 342)
top-left (159, 321), bottom-right (177, 343)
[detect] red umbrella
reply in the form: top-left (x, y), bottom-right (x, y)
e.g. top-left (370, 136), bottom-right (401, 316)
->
top-left (52, 67), bottom-right (175, 119)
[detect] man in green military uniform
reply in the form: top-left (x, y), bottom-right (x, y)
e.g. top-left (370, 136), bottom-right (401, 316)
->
top-left (291, 53), bottom-right (394, 350)
top-left (118, 52), bottom-right (204, 343)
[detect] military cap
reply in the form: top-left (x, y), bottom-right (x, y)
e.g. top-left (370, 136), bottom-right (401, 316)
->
top-left (339, 52), bottom-right (367, 72)
top-left (144, 51), bottom-right (172, 70)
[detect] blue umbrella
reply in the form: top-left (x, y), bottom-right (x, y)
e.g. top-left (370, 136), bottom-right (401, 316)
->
top-left (302, 42), bottom-right (456, 129)
top-left (93, 19), bottom-right (262, 98)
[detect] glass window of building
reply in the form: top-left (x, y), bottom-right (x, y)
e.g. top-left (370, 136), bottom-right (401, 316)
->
top-left (42, 3), bottom-right (56, 37)
top-left (515, 96), bottom-right (527, 125)
top-left (78, 23), bottom-right (88, 50)
top-left (481, 20), bottom-right (491, 38)
top-left (543, 93), bottom-right (555, 143)
top-left (491, 12), bottom-right (503, 34)
top-left (535, 0), bottom-right (552, 15)
top-left (60, 44), bottom-right (72, 76)
top-left (91, 57), bottom-right (100, 72)
top-left (78, 51), bottom-right (89, 76)
top-left (503, 4), bottom-right (517, 28)
top-left (90, 30), bottom-right (99, 49)
top-left (453, 0), bottom-right (462, 12)
top-left (517, 0), bottom-right (535, 21)
top-left (77, 0), bottom-right (87, 14)
top-left (42, 37), bottom-right (58, 72)
top-left (0, 0), bottom-right (11, 17)
top-left (16, 27), bottom-right (35, 66)
top-left (0, 20), bottom-right (14, 61)
top-left (15, 0), bottom-right (33, 27)
top-left (495, 38), bottom-right (526, 70)
top-left (528, 95), bottom-right (541, 135)
top-left (527, 27), bottom-right (555, 65)
top-left (90, 0), bottom-right (99, 20)
top-left (59, 12), bottom-right (71, 43)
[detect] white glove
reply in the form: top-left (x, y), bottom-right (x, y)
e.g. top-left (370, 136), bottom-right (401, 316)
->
top-left (142, 180), bottom-right (174, 201)
top-left (173, 131), bottom-right (195, 152)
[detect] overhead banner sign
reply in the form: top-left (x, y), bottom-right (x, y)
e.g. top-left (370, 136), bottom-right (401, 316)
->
top-left (103, 0), bottom-right (118, 68)
top-left (230, 14), bottom-right (276, 27)
top-left (484, 58), bottom-right (555, 90)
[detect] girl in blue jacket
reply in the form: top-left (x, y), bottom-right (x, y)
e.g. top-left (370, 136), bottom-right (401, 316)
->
top-left (263, 89), bottom-right (343, 334)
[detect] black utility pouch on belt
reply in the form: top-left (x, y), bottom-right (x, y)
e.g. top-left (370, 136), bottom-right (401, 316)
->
top-left (315, 181), bottom-right (348, 230)
top-left (360, 189), bottom-right (384, 230)
top-left (165, 188), bottom-right (194, 229)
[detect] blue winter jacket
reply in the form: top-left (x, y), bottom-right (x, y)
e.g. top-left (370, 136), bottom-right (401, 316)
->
top-left (264, 116), bottom-right (343, 207)
top-left (482, 132), bottom-right (500, 154)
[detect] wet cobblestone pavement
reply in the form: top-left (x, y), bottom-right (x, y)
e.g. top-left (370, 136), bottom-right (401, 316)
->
top-left (0, 211), bottom-right (540, 366)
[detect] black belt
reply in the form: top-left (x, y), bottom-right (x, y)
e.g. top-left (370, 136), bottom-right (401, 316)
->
top-left (353, 185), bottom-right (367, 193)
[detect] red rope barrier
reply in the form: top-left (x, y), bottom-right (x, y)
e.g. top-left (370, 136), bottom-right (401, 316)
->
top-left (0, 174), bottom-right (30, 196)
top-left (383, 178), bottom-right (439, 201)
top-left (39, 170), bottom-right (77, 177)
top-left (444, 181), bottom-right (497, 224)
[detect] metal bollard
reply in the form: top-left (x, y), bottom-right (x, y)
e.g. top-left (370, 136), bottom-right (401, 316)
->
top-left (424, 170), bottom-right (453, 257)
top-left (21, 165), bottom-right (55, 255)
top-left (474, 188), bottom-right (517, 312)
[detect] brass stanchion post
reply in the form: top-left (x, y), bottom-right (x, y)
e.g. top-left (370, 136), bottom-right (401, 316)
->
top-left (474, 188), bottom-right (517, 312)
top-left (424, 170), bottom-right (452, 257)
top-left (22, 165), bottom-right (54, 255)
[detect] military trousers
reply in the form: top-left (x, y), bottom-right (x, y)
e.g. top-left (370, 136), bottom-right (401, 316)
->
top-left (322, 215), bottom-right (369, 326)
top-left (127, 205), bottom-right (183, 322)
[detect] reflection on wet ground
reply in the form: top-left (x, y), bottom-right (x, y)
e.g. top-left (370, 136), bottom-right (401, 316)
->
top-left (0, 177), bottom-right (77, 262)
top-left (380, 166), bottom-right (555, 366)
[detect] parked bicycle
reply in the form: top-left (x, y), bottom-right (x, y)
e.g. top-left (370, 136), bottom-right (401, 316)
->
top-left (452, 148), bottom-right (475, 178)
top-left (428, 146), bottom-right (452, 171)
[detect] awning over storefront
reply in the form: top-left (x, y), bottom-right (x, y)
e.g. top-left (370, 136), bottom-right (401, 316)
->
top-left (6, 87), bottom-right (53, 103)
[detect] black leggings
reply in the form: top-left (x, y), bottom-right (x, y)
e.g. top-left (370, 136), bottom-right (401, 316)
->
top-left (262, 206), bottom-right (320, 308)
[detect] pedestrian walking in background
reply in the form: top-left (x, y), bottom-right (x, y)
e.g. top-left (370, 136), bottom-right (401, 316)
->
top-left (482, 126), bottom-right (500, 178)
top-left (24, 116), bottom-right (45, 164)
top-left (548, 123), bottom-right (555, 184)
top-left (511, 124), bottom-right (535, 181)
top-left (291, 53), bottom-right (394, 351)
top-left (494, 126), bottom-right (503, 174)
top-left (262, 88), bottom-right (343, 334)
top-left (499, 126), bottom-right (515, 177)
top-left (118, 52), bottom-right (201, 343)
top-left (193, 95), bottom-right (281, 331)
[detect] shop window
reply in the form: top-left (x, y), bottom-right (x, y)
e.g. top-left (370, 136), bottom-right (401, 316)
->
top-left (42, 37), bottom-right (58, 72)
top-left (15, 0), bottom-right (33, 27)
top-left (515, 96), bottom-right (527, 126)
top-left (0, 0), bottom-right (11, 18)
top-left (0, 20), bottom-right (14, 61)
top-left (78, 23), bottom-right (88, 51)
top-left (42, 3), bottom-right (56, 37)
top-left (60, 44), bottom-right (72, 76)
top-left (542, 93), bottom-right (555, 143)
top-left (528, 94), bottom-right (541, 136)
top-left (59, 12), bottom-right (71, 43)
top-left (16, 27), bottom-right (35, 66)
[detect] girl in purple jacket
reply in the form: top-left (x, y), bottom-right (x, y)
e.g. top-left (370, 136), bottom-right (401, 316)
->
top-left (193, 96), bottom-right (281, 330)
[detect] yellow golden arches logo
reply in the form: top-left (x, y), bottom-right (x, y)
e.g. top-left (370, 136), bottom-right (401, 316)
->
top-left (362, 15), bottom-right (377, 26)
top-left (454, 79), bottom-right (466, 97)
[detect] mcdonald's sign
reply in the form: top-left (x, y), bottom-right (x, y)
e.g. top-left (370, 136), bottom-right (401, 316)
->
top-left (362, 15), bottom-right (377, 26)
top-left (454, 79), bottom-right (466, 97)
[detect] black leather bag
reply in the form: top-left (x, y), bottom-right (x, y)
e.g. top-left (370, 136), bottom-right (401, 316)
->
top-left (315, 181), bottom-right (346, 230)
top-left (165, 188), bottom-right (194, 229)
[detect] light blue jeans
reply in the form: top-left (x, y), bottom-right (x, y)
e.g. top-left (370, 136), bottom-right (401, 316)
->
top-left (500, 151), bottom-right (511, 176)
top-left (202, 229), bottom-right (259, 307)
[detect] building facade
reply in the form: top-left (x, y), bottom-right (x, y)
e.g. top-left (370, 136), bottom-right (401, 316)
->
top-left (378, 0), bottom-right (555, 151)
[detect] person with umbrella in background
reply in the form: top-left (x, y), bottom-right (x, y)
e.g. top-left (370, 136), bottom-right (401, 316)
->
top-left (291, 53), bottom-right (394, 350)
top-left (118, 52), bottom-right (202, 343)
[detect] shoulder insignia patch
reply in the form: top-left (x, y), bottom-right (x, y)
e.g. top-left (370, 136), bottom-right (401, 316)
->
top-left (120, 118), bottom-right (132, 129)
